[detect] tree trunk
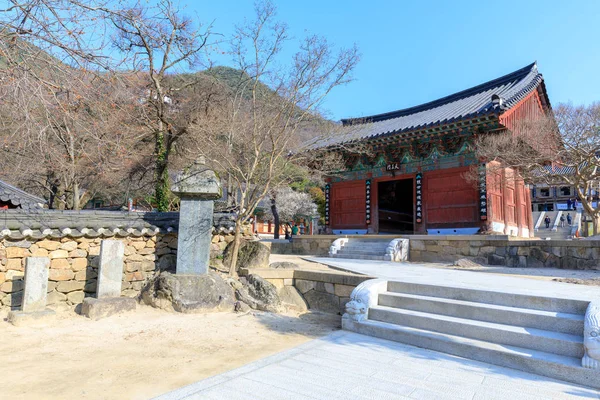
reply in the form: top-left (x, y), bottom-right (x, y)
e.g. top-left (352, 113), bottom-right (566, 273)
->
top-left (73, 181), bottom-right (80, 210)
top-left (593, 215), bottom-right (600, 237)
top-left (271, 197), bottom-right (280, 239)
top-left (155, 129), bottom-right (170, 212)
top-left (228, 220), bottom-right (243, 276)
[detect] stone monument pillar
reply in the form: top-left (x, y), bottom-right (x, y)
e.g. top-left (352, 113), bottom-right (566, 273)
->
top-left (8, 257), bottom-right (55, 326)
top-left (171, 158), bottom-right (222, 275)
top-left (81, 239), bottom-right (136, 320)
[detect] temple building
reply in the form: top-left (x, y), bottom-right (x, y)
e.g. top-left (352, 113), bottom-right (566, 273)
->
top-left (321, 62), bottom-right (551, 237)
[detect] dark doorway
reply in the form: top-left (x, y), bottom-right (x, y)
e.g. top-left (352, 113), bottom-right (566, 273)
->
top-left (378, 178), bottom-right (414, 233)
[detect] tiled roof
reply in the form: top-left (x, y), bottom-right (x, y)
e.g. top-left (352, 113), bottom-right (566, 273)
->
top-left (0, 180), bottom-right (46, 210)
top-left (322, 62), bottom-right (549, 147)
top-left (0, 210), bottom-right (237, 240)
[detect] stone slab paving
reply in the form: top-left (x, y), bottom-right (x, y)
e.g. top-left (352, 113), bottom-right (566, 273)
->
top-left (156, 331), bottom-right (599, 400)
top-left (305, 257), bottom-right (600, 302)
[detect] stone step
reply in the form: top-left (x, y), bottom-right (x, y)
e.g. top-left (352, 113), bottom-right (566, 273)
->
top-left (332, 253), bottom-right (386, 261)
top-left (337, 248), bottom-right (387, 255)
top-left (341, 243), bottom-right (390, 250)
top-left (378, 292), bottom-right (585, 336)
top-left (387, 281), bottom-right (589, 314)
top-left (368, 305), bottom-right (584, 358)
top-left (344, 318), bottom-right (599, 390)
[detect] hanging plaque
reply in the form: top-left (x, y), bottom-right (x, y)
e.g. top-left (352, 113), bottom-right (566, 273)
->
top-left (479, 164), bottom-right (488, 220)
top-left (324, 184), bottom-right (330, 225)
top-left (386, 163), bottom-right (401, 171)
top-left (415, 172), bottom-right (423, 223)
top-left (365, 179), bottom-right (371, 224)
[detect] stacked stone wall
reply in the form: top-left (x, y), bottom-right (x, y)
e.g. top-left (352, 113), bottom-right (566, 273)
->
top-left (0, 209), bottom-right (250, 310)
top-left (239, 267), bottom-right (374, 314)
top-left (0, 235), bottom-right (178, 309)
top-left (410, 237), bottom-right (600, 270)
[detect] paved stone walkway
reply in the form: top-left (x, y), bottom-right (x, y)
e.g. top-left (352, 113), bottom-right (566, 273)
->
top-left (305, 257), bottom-right (600, 301)
top-left (157, 331), bottom-right (599, 400)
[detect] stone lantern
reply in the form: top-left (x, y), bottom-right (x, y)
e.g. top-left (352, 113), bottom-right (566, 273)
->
top-left (171, 158), bottom-right (222, 275)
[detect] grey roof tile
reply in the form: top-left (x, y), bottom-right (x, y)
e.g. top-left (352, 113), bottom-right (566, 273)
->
top-left (322, 62), bottom-right (549, 147)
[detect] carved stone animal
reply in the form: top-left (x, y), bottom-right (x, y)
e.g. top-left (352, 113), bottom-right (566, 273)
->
top-left (583, 301), bottom-right (600, 369)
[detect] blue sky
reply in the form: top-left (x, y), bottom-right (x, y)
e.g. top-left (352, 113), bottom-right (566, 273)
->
top-left (186, 0), bottom-right (600, 121)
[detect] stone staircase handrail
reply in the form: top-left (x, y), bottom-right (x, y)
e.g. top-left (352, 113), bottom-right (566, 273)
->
top-left (328, 238), bottom-right (349, 256)
top-left (342, 279), bottom-right (388, 322)
top-left (534, 211), bottom-right (545, 232)
top-left (552, 211), bottom-right (563, 232)
top-left (384, 238), bottom-right (409, 262)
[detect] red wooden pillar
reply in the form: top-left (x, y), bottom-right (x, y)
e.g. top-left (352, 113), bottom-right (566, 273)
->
top-left (501, 168), bottom-right (511, 235)
top-left (515, 178), bottom-right (524, 237)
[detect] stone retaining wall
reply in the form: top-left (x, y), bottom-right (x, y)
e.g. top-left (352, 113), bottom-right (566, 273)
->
top-left (240, 268), bottom-right (374, 314)
top-left (0, 210), bottom-right (251, 310)
top-left (269, 234), bottom-right (600, 270)
top-left (410, 236), bottom-right (600, 270)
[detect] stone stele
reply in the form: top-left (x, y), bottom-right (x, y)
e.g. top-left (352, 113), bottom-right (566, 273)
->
top-left (22, 257), bottom-right (50, 312)
top-left (171, 159), bottom-right (222, 275)
top-left (97, 240), bottom-right (125, 298)
top-left (8, 257), bottom-right (55, 326)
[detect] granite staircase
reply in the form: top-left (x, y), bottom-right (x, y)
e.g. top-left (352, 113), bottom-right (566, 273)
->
top-left (330, 238), bottom-right (392, 260)
top-left (344, 280), bottom-right (599, 389)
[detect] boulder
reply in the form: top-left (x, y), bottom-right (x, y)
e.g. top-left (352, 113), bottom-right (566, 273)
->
top-left (303, 289), bottom-right (340, 314)
top-left (235, 274), bottom-right (282, 313)
top-left (269, 261), bottom-right (299, 269)
top-left (223, 240), bottom-right (270, 271)
top-left (279, 286), bottom-right (308, 312)
top-left (141, 271), bottom-right (235, 313)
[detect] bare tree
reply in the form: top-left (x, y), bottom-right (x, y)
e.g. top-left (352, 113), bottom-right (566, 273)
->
top-left (473, 102), bottom-right (600, 233)
top-left (264, 187), bottom-right (317, 223)
top-left (109, 0), bottom-right (212, 211)
top-left (189, 1), bottom-right (359, 274)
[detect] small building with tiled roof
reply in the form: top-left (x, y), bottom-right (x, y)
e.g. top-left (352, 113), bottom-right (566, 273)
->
top-left (322, 62), bottom-right (552, 237)
top-left (0, 179), bottom-right (46, 211)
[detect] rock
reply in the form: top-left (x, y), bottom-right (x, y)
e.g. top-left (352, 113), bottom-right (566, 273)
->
top-left (453, 258), bottom-right (487, 269)
top-left (6, 247), bottom-right (28, 258)
top-left (223, 241), bottom-right (270, 271)
top-left (57, 280), bottom-right (85, 293)
top-left (279, 286), bottom-right (308, 312)
top-left (69, 249), bottom-right (88, 258)
top-left (6, 259), bottom-right (22, 271)
top-left (1, 279), bottom-right (24, 293)
top-left (60, 241), bottom-right (78, 251)
top-left (50, 258), bottom-right (70, 269)
top-left (7, 309), bottom-right (55, 327)
top-left (234, 300), bottom-right (251, 313)
top-left (37, 240), bottom-right (62, 251)
top-left (303, 289), bottom-right (340, 314)
top-left (49, 250), bottom-right (69, 259)
top-left (80, 297), bottom-right (137, 320)
top-left (295, 279), bottom-right (316, 294)
top-left (158, 254), bottom-right (177, 272)
top-left (71, 258), bottom-right (88, 271)
top-left (141, 271), bottom-right (235, 313)
top-left (5, 270), bottom-right (24, 281)
top-left (130, 241), bottom-right (147, 251)
top-left (47, 290), bottom-right (67, 305)
top-left (49, 269), bottom-right (75, 281)
top-left (31, 248), bottom-right (49, 257)
top-left (235, 274), bottom-right (282, 313)
top-left (1, 291), bottom-right (23, 307)
top-left (67, 291), bottom-right (85, 304)
top-left (269, 261), bottom-right (299, 269)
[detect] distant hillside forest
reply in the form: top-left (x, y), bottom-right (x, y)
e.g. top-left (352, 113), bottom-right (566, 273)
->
top-left (0, 42), bottom-right (330, 210)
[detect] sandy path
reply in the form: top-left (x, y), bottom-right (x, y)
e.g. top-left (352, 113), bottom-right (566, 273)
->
top-left (0, 306), bottom-right (339, 400)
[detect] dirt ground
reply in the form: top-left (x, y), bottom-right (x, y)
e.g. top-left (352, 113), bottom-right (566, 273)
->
top-left (0, 306), bottom-right (340, 400)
